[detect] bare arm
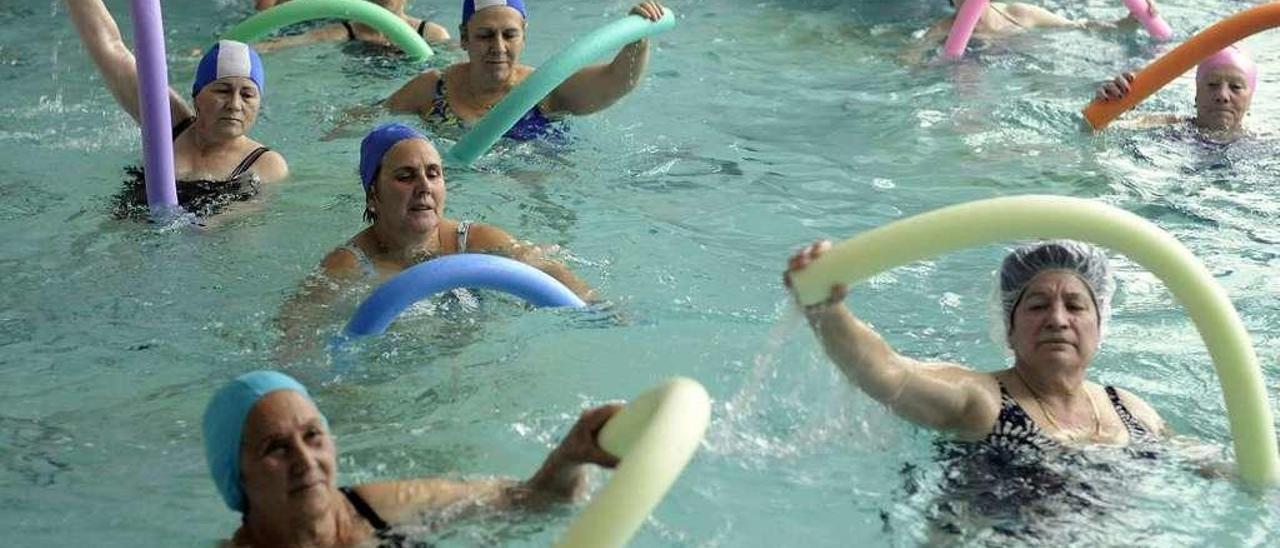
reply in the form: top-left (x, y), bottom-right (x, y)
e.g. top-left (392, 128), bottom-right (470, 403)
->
top-left (65, 0), bottom-right (192, 125)
top-left (1005, 3), bottom-right (1082, 29)
top-left (466, 223), bottom-right (598, 302)
top-left (253, 25), bottom-right (349, 53)
top-left (786, 242), bottom-right (997, 438)
top-left (386, 70), bottom-right (441, 115)
top-left (898, 18), bottom-right (952, 66)
top-left (352, 405), bottom-right (621, 522)
top-left (273, 247), bottom-right (363, 360)
top-left (545, 2), bottom-right (663, 116)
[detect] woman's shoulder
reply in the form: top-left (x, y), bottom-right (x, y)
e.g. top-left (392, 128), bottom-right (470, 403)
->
top-left (1108, 385), bottom-right (1167, 436)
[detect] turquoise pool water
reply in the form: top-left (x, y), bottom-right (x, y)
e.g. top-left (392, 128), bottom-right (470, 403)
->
top-left (3, 0), bottom-right (1279, 545)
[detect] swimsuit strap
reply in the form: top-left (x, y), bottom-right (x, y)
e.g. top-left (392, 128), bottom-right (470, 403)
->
top-left (342, 21), bottom-right (358, 41)
top-left (227, 147), bottom-right (271, 180)
top-left (172, 117), bottom-right (196, 141)
top-left (340, 486), bottom-right (390, 531)
top-left (416, 19), bottom-right (428, 39)
top-left (430, 75), bottom-right (450, 118)
top-left (456, 220), bottom-right (473, 252)
top-left (990, 4), bottom-right (1027, 30)
top-left (1104, 386), bottom-right (1151, 439)
top-left (338, 241), bottom-right (379, 279)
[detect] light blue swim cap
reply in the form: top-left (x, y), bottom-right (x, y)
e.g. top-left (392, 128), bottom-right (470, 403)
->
top-left (462, 0), bottom-right (527, 28)
top-left (192, 40), bottom-right (266, 98)
top-left (202, 370), bottom-right (318, 512)
top-left (359, 122), bottom-right (429, 191)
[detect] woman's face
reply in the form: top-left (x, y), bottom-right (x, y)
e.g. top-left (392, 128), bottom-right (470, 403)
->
top-left (193, 76), bottom-right (260, 140)
top-left (239, 390), bottom-right (336, 518)
top-left (1195, 67), bottom-right (1253, 131)
top-left (461, 7), bottom-right (526, 81)
top-left (369, 139), bottom-right (447, 236)
top-left (1008, 270), bottom-right (1100, 372)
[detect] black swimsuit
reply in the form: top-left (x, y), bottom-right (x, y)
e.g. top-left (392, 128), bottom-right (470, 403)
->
top-left (341, 486), bottom-right (434, 548)
top-left (973, 382), bottom-right (1153, 463)
top-left (342, 19), bottom-right (434, 41)
top-left (116, 117), bottom-right (268, 218)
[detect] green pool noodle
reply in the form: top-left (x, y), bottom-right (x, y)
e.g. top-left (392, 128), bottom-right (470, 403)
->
top-left (790, 195), bottom-right (1279, 487)
top-left (557, 377), bottom-right (710, 548)
top-left (448, 9), bottom-right (676, 165)
top-left (223, 0), bottom-right (433, 61)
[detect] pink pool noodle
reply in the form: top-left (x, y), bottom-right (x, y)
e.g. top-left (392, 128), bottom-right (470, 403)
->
top-left (942, 0), bottom-right (989, 61)
top-left (1122, 0), bottom-right (1173, 41)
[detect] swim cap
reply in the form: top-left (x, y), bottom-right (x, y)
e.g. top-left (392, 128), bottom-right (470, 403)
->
top-left (192, 40), bottom-right (266, 98)
top-left (1197, 45), bottom-right (1258, 90)
top-left (989, 240), bottom-right (1115, 349)
top-left (359, 122), bottom-right (429, 191)
top-left (462, 0), bottom-right (527, 28)
top-left (202, 370), bottom-right (320, 512)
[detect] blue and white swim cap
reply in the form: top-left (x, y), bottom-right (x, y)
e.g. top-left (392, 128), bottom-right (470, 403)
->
top-left (192, 40), bottom-right (266, 98)
top-left (462, 0), bottom-right (527, 28)
top-left (202, 370), bottom-right (321, 512)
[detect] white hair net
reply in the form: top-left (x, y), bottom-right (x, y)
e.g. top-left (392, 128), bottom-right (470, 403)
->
top-left (987, 240), bottom-right (1115, 350)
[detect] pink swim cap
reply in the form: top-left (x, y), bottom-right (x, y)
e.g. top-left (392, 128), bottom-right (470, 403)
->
top-left (1197, 45), bottom-right (1259, 90)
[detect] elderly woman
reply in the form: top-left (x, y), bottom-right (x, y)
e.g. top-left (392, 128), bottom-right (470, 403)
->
top-left (903, 1), bottom-right (1157, 63)
top-left (784, 239), bottom-right (1166, 452)
top-left (1095, 46), bottom-right (1258, 139)
top-left (204, 370), bottom-right (619, 546)
top-left (320, 122), bottom-right (593, 297)
top-left (67, 0), bottom-right (288, 217)
top-left (253, 0), bottom-right (450, 53)
top-left (385, 0), bottom-right (666, 141)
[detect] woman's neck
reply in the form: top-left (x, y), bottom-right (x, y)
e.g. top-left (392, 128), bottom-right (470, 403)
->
top-left (370, 222), bottom-right (442, 265)
top-left (1012, 361), bottom-right (1087, 403)
top-left (239, 498), bottom-right (356, 548)
top-left (188, 126), bottom-right (242, 155)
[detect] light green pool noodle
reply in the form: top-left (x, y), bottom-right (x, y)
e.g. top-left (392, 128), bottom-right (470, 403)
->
top-left (790, 195), bottom-right (1279, 487)
top-left (557, 377), bottom-right (710, 548)
top-left (448, 10), bottom-right (676, 166)
top-left (223, 0), bottom-right (433, 61)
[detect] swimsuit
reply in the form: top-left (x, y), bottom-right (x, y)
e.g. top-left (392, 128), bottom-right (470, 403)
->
top-left (340, 486), bottom-right (434, 548)
top-left (428, 75), bottom-right (563, 142)
top-left (116, 117), bottom-right (267, 218)
top-left (342, 19), bottom-right (436, 42)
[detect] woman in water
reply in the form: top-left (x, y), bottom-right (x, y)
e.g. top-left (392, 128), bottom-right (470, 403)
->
top-left (253, 0), bottom-right (451, 53)
top-left (204, 370), bottom-right (620, 546)
top-left (67, 0), bottom-right (288, 217)
top-left (903, 0), bottom-right (1159, 63)
top-left (785, 239), bottom-right (1170, 539)
top-left (1095, 46), bottom-right (1258, 140)
top-left (385, 0), bottom-right (667, 141)
top-left (785, 239), bottom-right (1165, 448)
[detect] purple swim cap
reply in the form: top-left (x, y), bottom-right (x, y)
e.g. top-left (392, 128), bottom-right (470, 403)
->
top-left (462, 0), bottom-right (527, 28)
top-left (359, 122), bottom-right (429, 191)
top-left (1197, 45), bottom-right (1258, 90)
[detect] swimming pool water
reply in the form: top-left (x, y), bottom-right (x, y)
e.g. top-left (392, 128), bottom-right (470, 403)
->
top-left (2, 0), bottom-right (1279, 545)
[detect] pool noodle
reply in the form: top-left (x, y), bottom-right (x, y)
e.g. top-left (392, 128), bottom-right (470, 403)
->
top-left (129, 0), bottom-right (178, 213)
top-left (342, 253), bottom-right (586, 338)
top-left (223, 0), bottom-right (433, 61)
top-left (1084, 3), bottom-right (1280, 130)
top-left (789, 195), bottom-right (1279, 487)
top-left (941, 0), bottom-right (988, 61)
top-left (1121, 0), bottom-right (1173, 41)
top-left (557, 377), bottom-right (711, 548)
top-left (448, 10), bottom-right (676, 166)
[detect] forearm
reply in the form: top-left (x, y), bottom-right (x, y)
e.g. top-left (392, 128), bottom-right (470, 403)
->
top-left (512, 245), bottom-right (596, 301)
top-left (520, 447), bottom-right (588, 502)
top-left (66, 0), bottom-right (138, 106)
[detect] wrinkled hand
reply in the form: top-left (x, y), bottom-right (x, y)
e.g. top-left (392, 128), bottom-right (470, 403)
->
top-left (1095, 72), bottom-right (1135, 102)
top-left (630, 1), bottom-right (665, 21)
top-left (783, 240), bottom-right (848, 309)
top-left (554, 404), bottom-right (623, 468)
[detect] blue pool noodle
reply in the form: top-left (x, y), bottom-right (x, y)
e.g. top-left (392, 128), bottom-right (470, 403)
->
top-left (343, 253), bottom-right (586, 337)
